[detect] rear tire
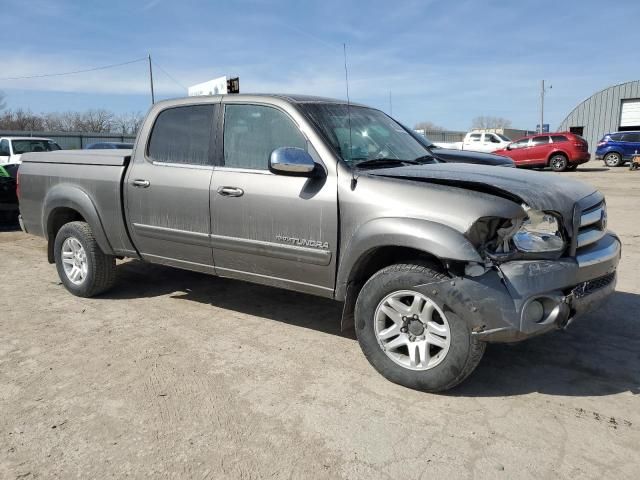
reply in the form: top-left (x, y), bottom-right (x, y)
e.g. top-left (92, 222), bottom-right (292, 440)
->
top-left (54, 221), bottom-right (116, 297)
top-left (354, 263), bottom-right (485, 392)
top-left (604, 152), bottom-right (622, 167)
top-left (549, 154), bottom-right (568, 172)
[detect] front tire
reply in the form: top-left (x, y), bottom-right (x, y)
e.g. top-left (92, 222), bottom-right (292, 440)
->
top-left (54, 221), bottom-right (116, 297)
top-left (604, 152), bottom-right (622, 167)
top-left (354, 263), bottom-right (485, 392)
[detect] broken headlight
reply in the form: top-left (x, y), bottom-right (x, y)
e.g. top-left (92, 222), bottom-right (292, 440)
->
top-left (512, 209), bottom-right (565, 253)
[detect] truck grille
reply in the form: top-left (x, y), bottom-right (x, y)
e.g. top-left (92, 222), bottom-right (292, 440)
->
top-left (576, 200), bottom-right (607, 250)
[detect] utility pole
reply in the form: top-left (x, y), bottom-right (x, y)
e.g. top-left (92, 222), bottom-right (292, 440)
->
top-left (148, 54), bottom-right (155, 105)
top-left (539, 80), bottom-right (552, 133)
top-left (540, 80), bottom-right (544, 133)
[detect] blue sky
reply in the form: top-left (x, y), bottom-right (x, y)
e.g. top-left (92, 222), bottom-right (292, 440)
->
top-left (1, 0), bottom-right (639, 131)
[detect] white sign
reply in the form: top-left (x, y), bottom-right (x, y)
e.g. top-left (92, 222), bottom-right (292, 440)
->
top-left (188, 76), bottom-right (228, 96)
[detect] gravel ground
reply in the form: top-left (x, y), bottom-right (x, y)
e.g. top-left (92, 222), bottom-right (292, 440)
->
top-left (1, 165), bottom-right (639, 479)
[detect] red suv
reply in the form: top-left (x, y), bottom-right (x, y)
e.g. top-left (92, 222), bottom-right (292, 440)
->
top-left (493, 132), bottom-right (590, 171)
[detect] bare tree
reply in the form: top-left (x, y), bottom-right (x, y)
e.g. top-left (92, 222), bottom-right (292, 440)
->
top-left (414, 121), bottom-right (446, 132)
top-left (0, 109), bottom-right (45, 131)
top-left (42, 112), bottom-right (75, 132)
top-left (0, 107), bottom-right (143, 134)
top-left (72, 109), bottom-right (114, 132)
top-left (471, 115), bottom-right (512, 129)
top-left (113, 111), bottom-right (145, 135)
top-left (0, 91), bottom-right (6, 111)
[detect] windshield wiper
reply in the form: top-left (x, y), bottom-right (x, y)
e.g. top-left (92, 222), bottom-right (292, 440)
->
top-left (352, 158), bottom-right (418, 169)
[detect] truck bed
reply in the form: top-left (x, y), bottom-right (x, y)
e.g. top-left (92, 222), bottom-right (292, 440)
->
top-left (19, 149), bottom-right (136, 257)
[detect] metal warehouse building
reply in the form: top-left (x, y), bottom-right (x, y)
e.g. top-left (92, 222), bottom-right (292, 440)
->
top-left (557, 80), bottom-right (640, 156)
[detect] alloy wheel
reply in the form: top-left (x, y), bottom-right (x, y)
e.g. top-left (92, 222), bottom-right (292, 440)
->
top-left (374, 290), bottom-right (451, 371)
top-left (61, 237), bottom-right (88, 285)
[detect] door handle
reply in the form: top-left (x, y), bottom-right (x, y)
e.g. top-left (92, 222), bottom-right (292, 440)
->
top-left (132, 179), bottom-right (150, 188)
top-left (217, 186), bottom-right (244, 197)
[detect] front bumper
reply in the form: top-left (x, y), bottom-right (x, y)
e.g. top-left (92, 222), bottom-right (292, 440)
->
top-left (461, 233), bottom-right (621, 342)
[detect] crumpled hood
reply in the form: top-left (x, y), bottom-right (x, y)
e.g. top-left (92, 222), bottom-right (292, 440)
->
top-left (366, 163), bottom-right (598, 231)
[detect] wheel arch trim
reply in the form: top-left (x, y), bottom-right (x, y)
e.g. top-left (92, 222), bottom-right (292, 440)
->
top-left (42, 184), bottom-right (114, 258)
top-left (335, 217), bottom-right (482, 301)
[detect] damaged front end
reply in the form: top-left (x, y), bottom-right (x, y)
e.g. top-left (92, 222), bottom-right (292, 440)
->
top-left (467, 206), bottom-right (568, 266)
top-left (456, 202), bottom-right (620, 342)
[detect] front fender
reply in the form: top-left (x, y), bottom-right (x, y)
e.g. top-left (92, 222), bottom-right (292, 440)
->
top-left (335, 217), bottom-right (483, 300)
top-left (43, 184), bottom-right (114, 255)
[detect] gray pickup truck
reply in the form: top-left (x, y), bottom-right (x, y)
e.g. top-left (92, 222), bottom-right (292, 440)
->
top-left (18, 94), bottom-right (620, 391)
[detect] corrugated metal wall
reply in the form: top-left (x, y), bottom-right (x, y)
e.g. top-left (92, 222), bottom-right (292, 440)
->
top-left (0, 130), bottom-right (137, 149)
top-left (557, 80), bottom-right (640, 157)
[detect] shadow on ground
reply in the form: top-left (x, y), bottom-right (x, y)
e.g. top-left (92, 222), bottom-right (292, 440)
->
top-left (101, 260), bottom-right (640, 397)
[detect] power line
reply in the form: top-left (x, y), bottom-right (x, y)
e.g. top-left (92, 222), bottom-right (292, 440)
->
top-left (151, 60), bottom-right (186, 90)
top-left (0, 57), bottom-right (148, 81)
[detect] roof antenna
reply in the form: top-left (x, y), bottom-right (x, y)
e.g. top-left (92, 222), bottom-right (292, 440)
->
top-left (343, 43), bottom-right (356, 190)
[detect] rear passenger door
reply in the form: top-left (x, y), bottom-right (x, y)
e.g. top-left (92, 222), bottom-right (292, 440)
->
top-left (526, 135), bottom-right (551, 166)
top-left (125, 102), bottom-right (218, 272)
top-left (209, 101), bottom-right (338, 296)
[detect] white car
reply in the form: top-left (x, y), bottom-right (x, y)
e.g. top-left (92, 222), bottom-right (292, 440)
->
top-left (434, 131), bottom-right (511, 153)
top-left (0, 137), bottom-right (62, 164)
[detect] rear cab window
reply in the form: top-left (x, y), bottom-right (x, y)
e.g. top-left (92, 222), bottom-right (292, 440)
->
top-left (147, 105), bottom-right (215, 165)
top-left (10, 139), bottom-right (61, 154)
top-left (483, 133), bottom-right (501, 143)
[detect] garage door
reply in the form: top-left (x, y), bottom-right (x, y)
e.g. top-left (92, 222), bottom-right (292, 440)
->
top-left (620, 99), bottom-right (640, 127)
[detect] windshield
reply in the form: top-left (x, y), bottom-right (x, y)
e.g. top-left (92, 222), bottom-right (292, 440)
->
top-left (497, 133), bottom-right (510, 142)
top-left (11, 139), bottom-right (61, 154)
top-left (300, 103), bottom-right (432, 167)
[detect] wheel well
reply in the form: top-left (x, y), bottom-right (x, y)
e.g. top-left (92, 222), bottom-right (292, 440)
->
top-left (46, 207), bottom-right (85, 263)
top-left (340, 246), bottom-right (448, 331)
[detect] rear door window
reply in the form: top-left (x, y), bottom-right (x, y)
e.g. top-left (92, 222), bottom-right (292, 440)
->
top-left (469, 133), bottom-right (481, 142)
top-left (609, 133), bottom-right (624, 141)
top-left (550, 135), bottom-right (568, 143)
top-left (531, 136), bottom-right (551, 146)
top-left (147, 105), bottom-right (214, 165)
top-left (622, 132), bottom-right (640, 143)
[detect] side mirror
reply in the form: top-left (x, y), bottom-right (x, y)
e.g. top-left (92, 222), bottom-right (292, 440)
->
top-left (269, 147), bottom-right (319, 177)
top-left (506, 144), bottom-right (512, 150)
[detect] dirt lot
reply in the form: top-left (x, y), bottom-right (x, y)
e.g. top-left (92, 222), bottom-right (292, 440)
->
top-left (1, 165), bottom-right (639, 479)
